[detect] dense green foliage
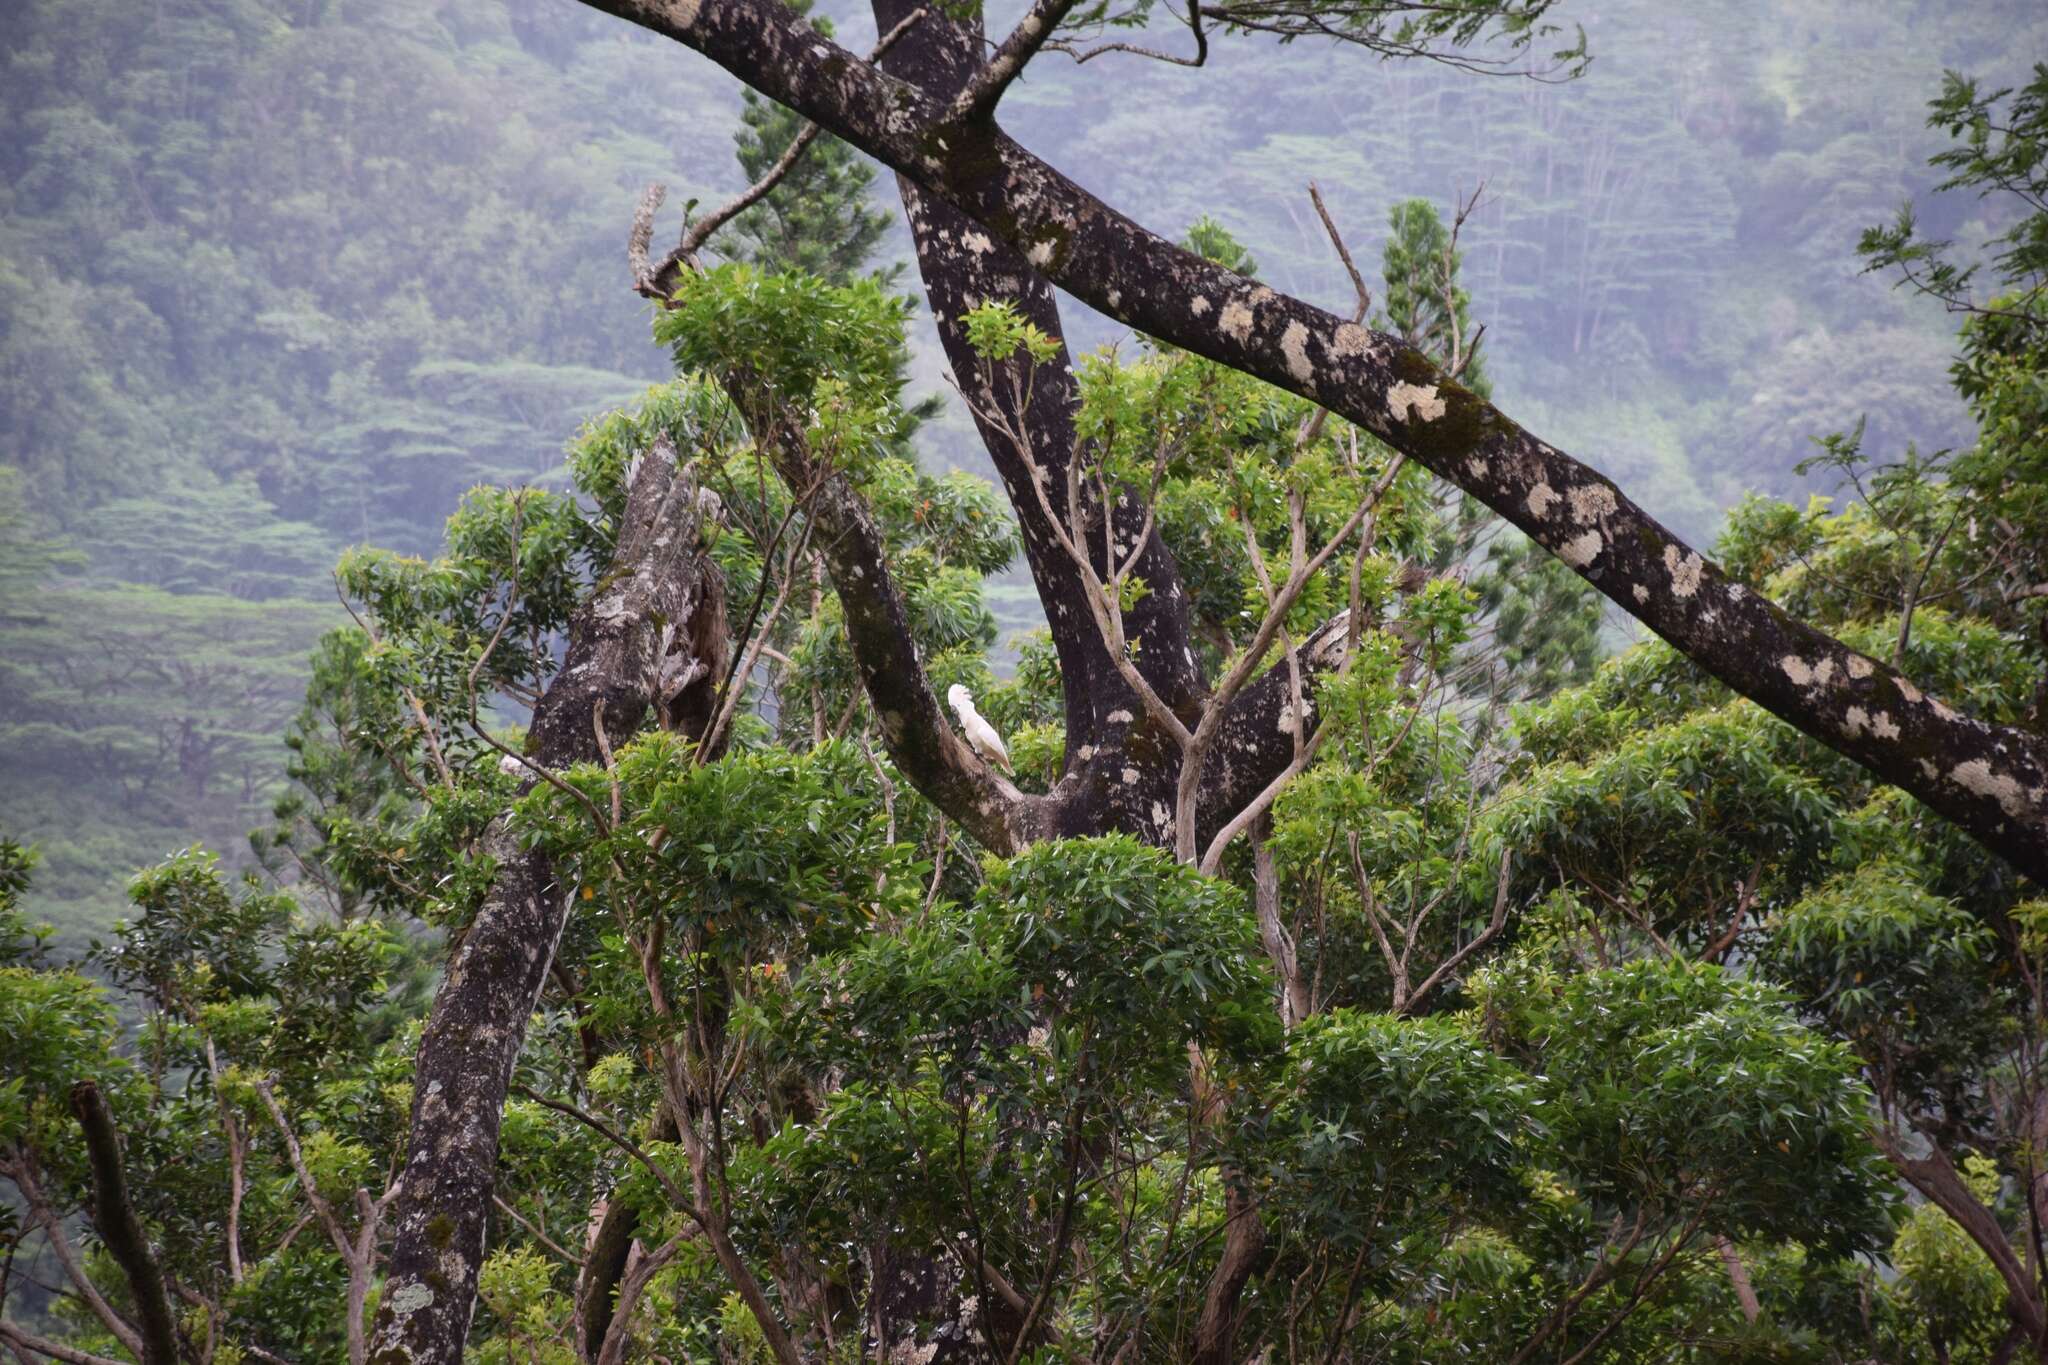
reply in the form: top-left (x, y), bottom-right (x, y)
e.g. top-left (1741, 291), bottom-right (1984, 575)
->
top-left (3, 2), bottom-right (2048, 1361)
top-left (5, 0), bottom-right (2046, 936)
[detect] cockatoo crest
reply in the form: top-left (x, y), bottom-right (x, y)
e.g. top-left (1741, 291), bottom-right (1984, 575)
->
top-left (947, 684), bottom-right (1012, 773)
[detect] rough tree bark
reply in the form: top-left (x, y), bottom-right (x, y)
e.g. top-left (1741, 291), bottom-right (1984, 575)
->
top-left (68, 1081), bottom-right (180, 1365)
top-left (578, 0), bottom-right (2048, 883)
top-left (1875, 1126), bottom-right (2048, 1344)
top-left (367, 438), bottom-right (726, 1364)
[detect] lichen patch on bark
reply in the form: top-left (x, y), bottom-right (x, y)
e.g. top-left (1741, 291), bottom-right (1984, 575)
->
top-left (1569, 484), bottom-right (1618, 522)
top-left (1952, 758), bottom-right (2033, 817)
top-left (1662, 545), bottom-right (1704, 599)
top-left (1280, 321), bottom-right (1313, 384)
top-left (1559, 530), bottom-right (1603, 568)
top-left (1386, 381), bottom-right (1446, 423)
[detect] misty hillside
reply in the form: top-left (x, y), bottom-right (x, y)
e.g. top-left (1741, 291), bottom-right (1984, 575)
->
top-left (2, 0), bottom-right (2041, 935)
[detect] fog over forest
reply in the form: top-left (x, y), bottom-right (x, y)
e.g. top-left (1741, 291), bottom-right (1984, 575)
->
top-left (1, 0), bottom-right (2041, 931)
top-left (10, 2), bottom-right (2048, 1359)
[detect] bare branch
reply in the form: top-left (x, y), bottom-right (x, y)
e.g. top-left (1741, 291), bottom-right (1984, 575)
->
top-left (0, 1321), bottom-right (126, 1365)
top-left (512, 1085), bottom-right (697, 1217)
top-left (950, 0), bottom-right (1083, 124)
top-left (635, 8), bottom-right (930, 297)
top-left (1397, 847), bottom-right (1512, 1015)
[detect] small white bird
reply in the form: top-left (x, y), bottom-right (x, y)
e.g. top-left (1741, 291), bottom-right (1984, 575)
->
top-left (947, 684), bottom-right (1012, 773)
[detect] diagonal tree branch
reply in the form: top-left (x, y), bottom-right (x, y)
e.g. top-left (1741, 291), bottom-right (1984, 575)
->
top-left (947, 0), bottom-right (1082, 124)
top-left (0, 1321), bottom-right (127, 1365)
top-left (577, 0), bottom-right (2048, 882)
top-left (66, 1082), bottom-right (177, 1365)
top-left (740, 409), bottom-right (1047, 852)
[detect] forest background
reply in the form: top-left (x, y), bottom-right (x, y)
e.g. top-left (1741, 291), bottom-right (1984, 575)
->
top-left (3, 0), bottom-right (2046, 937)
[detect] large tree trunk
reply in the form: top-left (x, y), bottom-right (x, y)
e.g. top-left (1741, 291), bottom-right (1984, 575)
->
top-left (579, 0), bottom-right (2048, 884)
top-left (367, 441), bottom-right (726, 1365)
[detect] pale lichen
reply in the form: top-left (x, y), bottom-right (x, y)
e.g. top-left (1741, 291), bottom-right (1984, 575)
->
top-left (1525, 482), bottom-right (1559, 519)
top-left (1569, 484), bottom-right (1618, 523)
top-left (1280, 320), bottom-right (1314, 384)
top-left (1558, 530), bottom-right (1603, 568)
top-left (387, 1283), bottom-right (435, 1317)
top-left (1951, 758), bottom-right (2031, 817)
top-left (1662, 545), bottom-right (1704, 599)
top-left (1219, 299), bottom-right (1255, 341)
top-left (1386, 381), bottom-right (1446, 423)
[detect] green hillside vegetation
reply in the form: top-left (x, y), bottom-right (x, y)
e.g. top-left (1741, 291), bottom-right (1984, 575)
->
top-left (2, 0), bottom-right (2047, 1354)
top-left (6, 1), bottom-right (2045, 939)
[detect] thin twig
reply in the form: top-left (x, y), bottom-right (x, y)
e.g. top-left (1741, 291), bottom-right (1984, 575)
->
top-left (634, 9), bottom-right (930, 294)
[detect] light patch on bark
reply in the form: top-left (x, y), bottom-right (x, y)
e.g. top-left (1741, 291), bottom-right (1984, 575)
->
top-left (1281, 321), bottom-right (1314, 384)
top-left (1663, 545), bottom-right (1704, 599)
top-left (1386, 381), bottom-right (1446, 423)
top-left (1525, 482), bottom-right (1559, 519)
top-left (387, 1283), bottom-right (434, 1316)
top-left (1219, 299), bottom-right (1255, 341)
top-left (1952, 758), bottom-right (2032, 817)
top-left (1847, 655), bottom-right (1875, 679)
top-left (1191, 296), bottom-right (1211, 317)
top-left (1569, 484), bottom-right (1618, 523)
top-left (1899, 679), bottom-right (1924, 702)
top-left (670, 0), bottom-right (701, 27)
top-left (1106, 708), bottom-right (1134, 724)
top-left (1122, 767), bottom-right (1141, 785)
top-left (1151, 800), bottom-right (1171, 830)
top-left (1027, 240), bottom-right (1056, 268)
top-left (962, 230), bottom-right (994, 255)
top-left (1332, 322), bottom-right (1372, 357)
top-left (1781, 656), bottom-right (1839, 689)
top-left (1559, 530), bottom-right (1603, 568)
top-left (1633, 584), bottom-right (1649, 603)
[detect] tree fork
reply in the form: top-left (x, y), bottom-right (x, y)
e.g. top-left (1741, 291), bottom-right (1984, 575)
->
top-left (576, 0), bottom-right (2048, 882)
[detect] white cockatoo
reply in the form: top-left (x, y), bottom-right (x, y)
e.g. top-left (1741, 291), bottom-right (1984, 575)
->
top-left (946, 684), bottom-right (1012, 773)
